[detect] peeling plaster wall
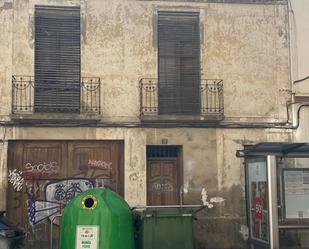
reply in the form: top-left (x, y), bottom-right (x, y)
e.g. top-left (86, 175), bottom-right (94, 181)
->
top-left (124, 129), bottom-right (147, 206)
top-left (146, 128), bottom-right (218, 198)
top-left (0, 0), bottom-right (291, 248)
top-left (0, 0), bottom-right (13, 119)
top-left (144, 127), bottom-right (291, 248)
top-left (144, 128), bottom-right (292, 248)
top-left (199, 128), bottom-right (292, 248)
top-left (290, 0), bottom-right (309, 83)
top-left (203, 3), bottom-right (289, 120)
top-left (0, 0), bottom-right (12, 210)
top-left (144, 128), bottom-right (290, 206)
top-left (0, 125), bottom-right (293, 247)
top-left (292, 0), bottom-right (309, 145)
top-left (1, 0), bottom-right (290, 121)
top-left (0, 125), bottom-right (292, 206)
top-left (217, 128), bottom-right (292, 189)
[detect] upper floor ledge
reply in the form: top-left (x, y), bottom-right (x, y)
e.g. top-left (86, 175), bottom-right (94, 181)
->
top-left (10, 113), bottom-right (101, 124)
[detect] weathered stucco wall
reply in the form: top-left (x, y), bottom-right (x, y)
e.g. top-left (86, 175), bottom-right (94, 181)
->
top-left (1, 125), bottom-right (292, 201)
top-left (290, 0), bottom-right (309, 83)
top-left (0, 0), bottom-right (290, 121)
top-left (0, 0), bottom-right (292, 248)
top-left (0, 1), bottom-right (13, 210)
top-left (291, 0), bottom-right (309, 143)
top-left (146, 128), bottom-right (218, 199)
top-left (0, 1), bottom-right (12, 118)
top-left (197, 128), bottom-right (291, 248)
top-left (202, 3), bottom-right (289, 120)
top-left (0, 126), bottom-right (292, 247)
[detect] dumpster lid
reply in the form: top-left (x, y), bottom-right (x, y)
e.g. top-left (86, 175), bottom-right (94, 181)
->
top-left (132, 205), bottom-right (205, 216)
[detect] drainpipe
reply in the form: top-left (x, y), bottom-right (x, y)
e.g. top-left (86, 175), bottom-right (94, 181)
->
top-left (287, 0), bottom-right (297, 136)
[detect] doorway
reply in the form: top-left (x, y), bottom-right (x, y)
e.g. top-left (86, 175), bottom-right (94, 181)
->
top-left (146, 145), bottom-right (182, 205)
top-left (7, 140), bottom-right (124, 249)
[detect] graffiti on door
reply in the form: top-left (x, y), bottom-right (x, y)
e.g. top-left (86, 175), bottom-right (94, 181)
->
top-left (23, 161), bottom-right (60, 178)
top-left (8, 169), bottom-right (24, 192)
top-left (7, 140), bottom-right (124, 249)
top-left (27, 178), bottom-right (96, 225)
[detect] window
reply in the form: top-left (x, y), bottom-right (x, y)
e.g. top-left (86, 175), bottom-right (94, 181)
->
top-left (158, 12), bottom-right (200, 115)
top-left (34, 5), bottom-right (81, 113)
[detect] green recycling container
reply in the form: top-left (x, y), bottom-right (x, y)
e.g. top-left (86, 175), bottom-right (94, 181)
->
top-left (59, 188), bottom-right (135, 249)
top-left (133, 206), bottom-right (203, 249)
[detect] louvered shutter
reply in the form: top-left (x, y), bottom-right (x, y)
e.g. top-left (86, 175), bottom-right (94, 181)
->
top-left (158, 12), bottom-right (200, 115)
top-left (34, 5), bottom-right (81, 113)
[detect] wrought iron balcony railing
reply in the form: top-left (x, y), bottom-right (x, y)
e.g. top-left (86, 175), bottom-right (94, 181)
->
top-left (12, 75), bottom-right (101, 115)
top-left (139, 78), bottom-right (224, 117)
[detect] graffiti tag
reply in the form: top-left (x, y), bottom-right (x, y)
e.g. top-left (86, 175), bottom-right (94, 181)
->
top-left (23, 161), bottom-right (60, 178)
top-left (88, 160), bottom-right (112, 170)
top-left (201, 188), bottom-right (225, 208)
top-left (152, 183), bottom-right (173, 192)
top-left (8, 169), bottom-right (24, 191)
top-left (24, 161), bottom-right (59, 172)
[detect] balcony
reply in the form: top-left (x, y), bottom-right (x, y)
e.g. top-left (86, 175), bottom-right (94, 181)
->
top-left (139, 78), bottom-right (224, 121)
top-left (11, 75), bottom-right (101, 122)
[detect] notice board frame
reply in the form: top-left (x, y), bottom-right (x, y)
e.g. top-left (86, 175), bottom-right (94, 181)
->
top-left (282, 168), bottom-right (309, 221)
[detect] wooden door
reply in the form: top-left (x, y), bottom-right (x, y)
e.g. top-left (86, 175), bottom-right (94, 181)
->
top-left (7, 141), bottom-right (67, 249)
top-left (7, 140), bottom-right (124, 249)
top-left (67, 140), bottom-right (124, 195)
top-left (147, 159), bottom-right (180, 205)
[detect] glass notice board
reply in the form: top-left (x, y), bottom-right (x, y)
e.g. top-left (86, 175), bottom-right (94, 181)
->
top-left (247, 159), bottom-right (270, 244)
top-left (283, 168), bottom-right (309, 219)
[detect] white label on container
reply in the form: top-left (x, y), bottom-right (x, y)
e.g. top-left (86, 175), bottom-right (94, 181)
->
top-left (75, 225), bottom-right (99, 249)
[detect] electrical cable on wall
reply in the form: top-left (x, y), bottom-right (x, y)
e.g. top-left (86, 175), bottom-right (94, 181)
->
top-left (294, 75), bottom-right (309, 84)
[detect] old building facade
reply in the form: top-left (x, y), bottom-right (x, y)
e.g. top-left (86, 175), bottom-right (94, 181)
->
top-left (0, 0), bottom-right (300, 248)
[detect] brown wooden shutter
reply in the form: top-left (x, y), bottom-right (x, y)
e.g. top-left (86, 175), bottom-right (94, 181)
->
top-left (34, 5), bottom-right (81, 113)
top-left (158, 12), bottom-right (200, 115)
